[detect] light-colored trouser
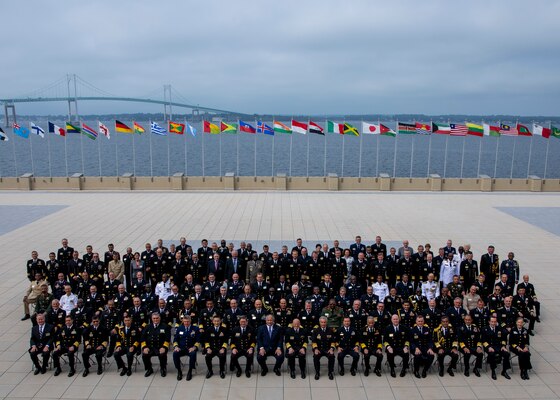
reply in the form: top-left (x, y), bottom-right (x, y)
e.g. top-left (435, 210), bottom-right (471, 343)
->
top-left (23, 296), bottom-right (37, 315)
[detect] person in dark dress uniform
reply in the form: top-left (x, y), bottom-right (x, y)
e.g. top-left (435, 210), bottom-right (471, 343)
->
top-left (141, 313), bottom-right (171, 377)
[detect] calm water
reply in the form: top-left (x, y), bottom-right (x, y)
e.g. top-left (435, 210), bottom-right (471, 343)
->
top-left (1, 119), bottom-right (558, 178)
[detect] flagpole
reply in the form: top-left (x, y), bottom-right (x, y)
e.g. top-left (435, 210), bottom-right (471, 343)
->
top-left (254, 120), bottom-right (257, 177)
top-left (341, 132), bottom-right (345, 177)
top-left (29, 131), bottom-right (35, 176)
top-left (219, 129), bottom-right (222, 176)
top-left (358, 120), bottom-right (363, 179)
top-left (47, 131), bottom-right (52, 178)
top-left (289, 126), bottom-right (293, 177)
top-left (149, 123), bottom-right (153, 177)
top-left (97, 130), bottom-right (102, 177)
top-left (443, 135), bottom-right (449, 178)
top-left (409, 132), bottom-right (415, 178)
top-left (115, 129), bottom-right (119, 177)
top-left (376, 118), bottom-right (380, 177)
top-left (167, 127), bottom-right (171, 176)
top-left (476, 130), bottom-right (483, 177)
top-left (12, 133), bottom-right (19, 177)
top-left (184, 118), bottom-right (188, 176)
top-left (80, 122), bottom-right (85, 175)
top-left (306, 122), bottom-right (310, 178)
top-left (272, 121), bottom-right (276, 177)
top-left (543, 122), bottom-right (551, 179)
top-left (393, 120), bottom-right (398, 177)
top-left (64, 131), bottom-right (69, 177)
top-left (323, 119), bottom-right (327, 177)
top-left (493, 134), bottom-right (500, 178)
top-left (460, 133), bottom-right (466, 179)
top-left (526, 129), bottom-right (534, 178)
top-left (236, 121), bottom-right (239, 176)
top-left (202, 127), bottom-right (205, 178)
top-left (510, 132), bottom-right (517, 179)
top-left (426, 129), bottom-right (432, 177)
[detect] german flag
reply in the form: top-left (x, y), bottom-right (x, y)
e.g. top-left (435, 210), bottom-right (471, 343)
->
top-left (169, 121), bottom-right (185, 134)
top-left (115, 120), bottom-right (133, 133)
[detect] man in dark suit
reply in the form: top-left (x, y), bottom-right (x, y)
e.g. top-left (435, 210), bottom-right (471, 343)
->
top-left (480, 246), bottom-right (499, 288)
top-left (349, 236), bottom-right (366, 259)
top-left (225, 251), bottom-right (244, 282)
top-left (256, 314), bottom-right (284, 376)
top-left (370, 236), bottom-right (387, 258)
top-left (207, 253), bottom-right (224, 282)
top-left (29, 313), bottom-right (55, 374)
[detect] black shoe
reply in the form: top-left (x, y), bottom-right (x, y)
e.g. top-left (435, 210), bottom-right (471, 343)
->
top-left (439, 368), bottom-right (444, 377)
top-left (473, 368), bottom-right (480, 377)
top-left (328, 372), bottom-right (334, 380)
top-left (536, 317), bottom-right (541, 323)
top-left (350, 368), bottom-right (356, 376)
top-left (83, 368), bottom-right (89, 377)
top-left (491, 370), bottom-right (497, 380)
top-left (34, 368), bottom-right (41, 376)
top-left (414, 371), bottom-right (421, 379)
top-left (245, 370), bottom-right (251, 378)
top-left (206, 370), bottom-right (213, 379)
top-left (447, 368), bottom-right (454, 377)
top-left (422, 369), bottom-right (427, 378)
top-left (315, 372), bottom-right (320, 380)
top-left (464, 369), bottom-right (470, 377)
top-left (290, 369), bottom-right (296, 379)
top-left (339, 368), bottom-right (344, 376)
top-left (274, 367), bottom-right (281, 376)
top-left (390, 369), bottom-right (396, 378)
top-left (220, 370), bottom-right (225, 379)
top-left (236, 368), bottom-right (242, 378)
top-left (68, 370), bottom-right (75, 377)
top-left (260, 367), bottom-right (268, 377)
top-left (107, 352), bottom-right (113, 358)
top-left (177, 371), bottom-right (183, 381)
top-left (501, 371), bottom-right (510, 380)
top-left (54, 367), bottom-right (61, 376)
top-left (161, 369), bottom-right (166, 377)
top-left (187, 370), bottom-right (193, 381)
top-left (374, 369), bottom-right (381, 377)
top-left (301, 371), bottom-right (306, 379)
top-left (520, 371), bottom-right (526, 380)
top-left (120, 368), bottom-right (128, 377)
top-left (41, 366), bottom-right (47, 374)
top-left (529, 331), bottom-right (535, 336)
top-left (145, 369), bottom-right (153, 377)
top-left (400, 369), bottom-right (406, 377)
top-left (230, 364), bottom-right (235, 372)
top-left (21, 314), bottom-right (30, 321)
top-left (97, 368), bottom-right (103, 375)
top-left (364, 368), bottom-right (370, 377)
top-left (525, 371), bottom-right (530, 380)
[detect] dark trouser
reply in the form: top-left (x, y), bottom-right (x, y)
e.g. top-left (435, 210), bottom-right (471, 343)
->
top-left (173, 348), bottom-right (197, 372)
top-left (107, 333), bottom-right (117, 355)
top-left (230, 349), bottom-right (254, 372)
top-left (142, 349), bottom-right (168, 371)
top-left (205, 349), bottom-right (226, 372)
top-left (114, 347), bottom-right (136, 370)
top-left (387, 348), bottom-right (409, 370)
top-left (486, 347), bottom-right (511, 371)
top-left (461, 348), bottom-right (483, 370)
top-left (363, 349), bottom-right (383, 370)
top-left (337, 348), bottom-right (359, 371)
top-left (83, 347), bottom-right (105, 370)
top-left (534, 301), bottom-right (540, 317)
top-left (286, 348), bottom-right (306, 372)
top-left (437, 350), bottom-right (458, 370)
top-left (52, 347), bottom-right (76, 370)
top-left (414, 351), bottom-right (434, 372)
top-left (511, 347), bottom-right (532, 371)
top-left (29, 347), bottom-right (50, 369)
top-left (257, 349), bottom-right (284, 370)
top-left (526, 314), bottom-right (536, 332)
top-left (313, 350), bottom-right (335, 374)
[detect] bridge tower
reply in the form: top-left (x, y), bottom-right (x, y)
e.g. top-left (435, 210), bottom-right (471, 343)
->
top-left (163, 84), bottom-right (172, 121)
top-left (3, 102), bottom-right (16, 126)
top-left (66, 74), bottom-right (79, 122)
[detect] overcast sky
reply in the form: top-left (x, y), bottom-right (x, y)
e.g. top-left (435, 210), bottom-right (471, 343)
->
top-left (3, 1), bottom-right (559, 116)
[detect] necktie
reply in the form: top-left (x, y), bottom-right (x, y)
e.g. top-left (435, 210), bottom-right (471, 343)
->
top-left (39, 326), bottom-right (44, 338)
top-left (126, 327), bottom-right (129, 335)
top-left (443, 328), bottom-right (446, 336)
top-left (269, 326), bottom-right (272, 337)
top-left (241, 328), bottom-right (244, 335)
top-left (395, 326), bottom-right (398, 333)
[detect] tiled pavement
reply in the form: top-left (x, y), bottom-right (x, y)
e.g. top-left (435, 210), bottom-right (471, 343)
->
top-left (1, 190), bottom-right (560, 400)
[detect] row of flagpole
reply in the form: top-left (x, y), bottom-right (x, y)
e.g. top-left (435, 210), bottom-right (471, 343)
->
top-left (1, 119), bottom-right (558, 179)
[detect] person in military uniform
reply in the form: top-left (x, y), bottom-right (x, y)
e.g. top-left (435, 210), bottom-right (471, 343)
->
top-left (482, 316), bottom-right (511, 380)
top-left (409, 315), bottom-right (434, 378)
top-left (480, 246), bottom-right (499, 290)
top-left (500, 252), bottom-right (520, 290)
top-left (447, 275), bottom-right (465, 300)
top-left (286, 285), bottom-right (305, 315)
top-left (274, 298), bottom-right (293, 329)
top-left (101, 299), bottom-right (120, 357)
top-left (383, 287), bottom-right (402, 315)
top-left (359, 316), bottom-right (382, 376)
top-left (199, 299), bottom-right (220, 334)
top-left (396, 274), bottom-right (415, 299)
top-left (46, 254), bottom-right (64, 292)
top-left (336, 317), bottom-right (360, 376)
top-left (497, 296), bottom-right (522, 333)
top-left (445, 297), bottom-right (467, 328)
top-left (457, 314), bottom-right (483, 377)
top-left (470, 299), bottom-right (490, 331)
top-left (359, 286), bottom-right (379, 314)
top-left (384, 314), bottom-right (410, 377)
top-left (371, 302), bottom-right (392, 333)
top-left (203, 315), bottom-right (229, 379)
top-left (351, 252), bottom-right (369, 288)
top-left (224, 299), bottom-right (244, 331)
top-left (27, 251), bottom-right (46, 282)
top-left (173, 315), bottom-right (200, 381)
top-left (45, 299), bottom-right (66, 330)
top-left (229, 315), bottom-right (255, 378)
top-left (29, 313), bottom-right (55, 375)
top-left (420, 299), bottom-right (442, 330)
top-left (347, 300), bottom-right (368, 332)
top-left (82, 316), bottom-right (109, 376)
top-left (71, 298), bottom-right (92, 330)
top-left (487, 285), bottom-right (504, 314)
top-left (409, 287), bottom-right (429, 314)
top-left (398, 301), bottom-right (417, 329)
top-left (187, 254), bottom-right (205, 285)
top-left (56, 238), bottom-right (74, 278)
top-left (509, 317), bottom-right (532, 380)
top-left (312, 316), bottom-right (336, 380)
top-left (113, 315), bottom-right (140, 376)
top-left (321, 298), bottom-right (344, 331)
top-left (512, 287), bottom-right (536, 335)
top-left (433, 315), bottom-right (458, 377)
top-left (460, 251), bottom-right (479, 289)
top-left (517, 274), bottom-right (540, 322)
top-left (284, 318), bottom-right (307, 379)
top-left (141, 312), bottom-right (171, 377)
top-left (52, 315), bottom-right (81, 377)
top-left (22, 272), bottom-right (48, 321)
top-left (32, 283), bottom-right (54, 325)
top-left (127, 297), bottom-right (149, 332)
top-left (256, 314), bottom-right (284, 376)
top-left (249, 299), bottom-right (267, 330)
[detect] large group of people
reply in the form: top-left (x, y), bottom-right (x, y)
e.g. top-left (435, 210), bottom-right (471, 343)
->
top-left (23, 236), bottom-right (539, 382)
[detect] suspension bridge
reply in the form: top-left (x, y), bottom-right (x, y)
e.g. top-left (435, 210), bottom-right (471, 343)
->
top-left (0, 74), bottom-right (251, 126)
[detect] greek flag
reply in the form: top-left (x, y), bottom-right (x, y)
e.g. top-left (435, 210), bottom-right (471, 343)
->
top-left (30, 122), bottom-right (45, 138)
top-left (150, 121), bottom-right (167, 136)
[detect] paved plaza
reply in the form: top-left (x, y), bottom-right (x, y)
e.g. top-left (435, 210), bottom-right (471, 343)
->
top-left (1, 190), bottom-right (560, 400)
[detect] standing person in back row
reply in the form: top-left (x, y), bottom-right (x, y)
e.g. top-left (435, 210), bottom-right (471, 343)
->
top-left (480, 246), bottom-right (499, 287)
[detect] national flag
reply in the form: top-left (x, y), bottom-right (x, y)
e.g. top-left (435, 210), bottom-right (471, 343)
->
top-left (291, 119), bottom-right (308, 134)
top-left (273, 121), bottom-right (291, 134)
top-left (327, 121), bottom-right (344, 134)
top-left (397, 122), bottom-right (416, 134)
top-left (13, 123), bottom-right (30, 138)
top-left (81, 122), bottom-right (98, 140)
top-left (30, 122), bottom-right (45, 138)
top-left (552, 126), bottom-right (560, 139)
top-left (517, 123), bottom-right (532, 136)
top-left (150, 122), bottom-right (167, 136)
top-left (450, 123), bottom-right (468, 136)
top-left (0, 127), bottom-right (8, 141)
top-left (115, 120), bottom-right (133, 133)
top-left (483, 123), bottom-right (500, 137)
top-left (532, 123), bottom-right (551, 139)
top-left (466, 122), bottom-right (484, 137)
top-left (98, 122), bottom-right (110, 139)
top-left (415, 122), bottom-right (431, 135)
top-left (169, 121), bottom-right (185, 135)
top-left (203, 120), bottom-right (220, 134)
top-left (66, 122), bottom-right (81, 134)
top-left (380, 124), bottom-right (396, 137)
top-left (432, 122), bottom-right (451, 134)
top-left (499, 124), bottom-right (518, 136)
top-left (48, 122), bottom-right (66, 137)
top-left (362, 122), bottom-right (380, 134)
top-left (186, 123), bottom-right (197, 137)
top-left (257, 121), bottom-right (274, 135)
top-left (133, 122), bottom-right (145, 134)
top-left (239, 120), bottom-right (256, 134)
top-left (220, 121), bottom-right (238, 133)
top-left (343, 123), bottom-right (359, 136)
top-left (308, 120), bottom-right (324, 135)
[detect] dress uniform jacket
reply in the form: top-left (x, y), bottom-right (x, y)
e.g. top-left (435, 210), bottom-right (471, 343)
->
top-left (230, 325), bottom-right (255, 351)
top-left (115, 325), bottom-right (140, 349)
top-left (141, 323), bottom-right (171, 350)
